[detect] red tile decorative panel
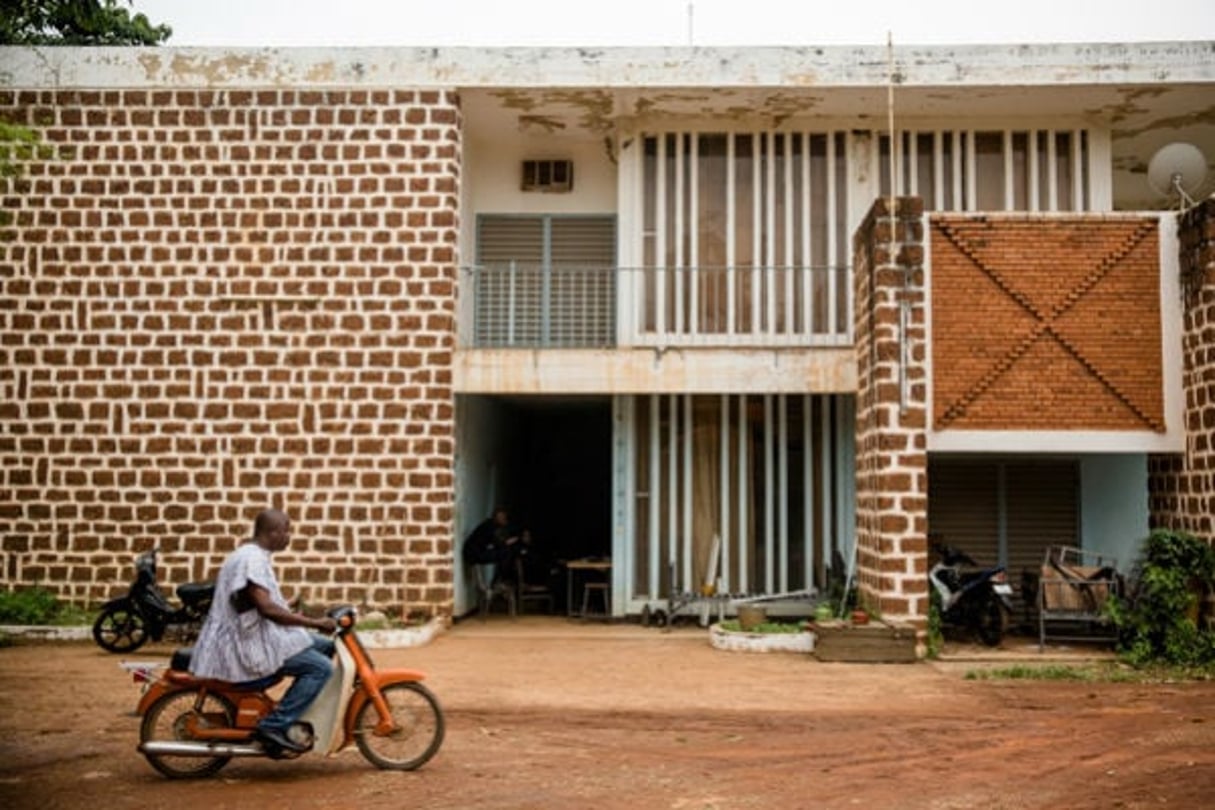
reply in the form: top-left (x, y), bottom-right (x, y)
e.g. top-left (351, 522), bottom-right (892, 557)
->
top-left (930, 215), bottom-right (1163, 432)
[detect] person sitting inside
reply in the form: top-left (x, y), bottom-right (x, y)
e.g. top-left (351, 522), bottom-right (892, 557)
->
top-left (462, 507), bottom-right (529, 590)
top-left (190, 508), bottom-right (337, 754)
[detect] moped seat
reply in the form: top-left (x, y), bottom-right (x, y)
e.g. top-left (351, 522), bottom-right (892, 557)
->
top-left (171, 647), bottom-right (194, 671)
top-left (167, 647), bottom-right (286, 691)
top-left (177, 581), bottom-right (215, 602)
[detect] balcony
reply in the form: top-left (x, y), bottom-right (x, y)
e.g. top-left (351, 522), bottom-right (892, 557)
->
top-left (462, 263), bottom-right (853, 350)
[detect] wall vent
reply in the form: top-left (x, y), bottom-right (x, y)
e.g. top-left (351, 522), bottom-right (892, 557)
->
top-left (521, 159), bottom-right (574, 192)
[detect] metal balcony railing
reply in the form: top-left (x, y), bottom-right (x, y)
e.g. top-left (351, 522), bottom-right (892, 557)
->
top-left (463, 264), bottom-right (852, 349)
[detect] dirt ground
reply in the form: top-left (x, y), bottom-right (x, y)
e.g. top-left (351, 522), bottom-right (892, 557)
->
top-left (1, 616), bottom-right (1213, 810)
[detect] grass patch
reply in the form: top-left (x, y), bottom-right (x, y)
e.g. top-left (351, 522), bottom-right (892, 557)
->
top-left (965, 662), bottom-right (1215, 683)
top-left (966, 665), bottom-right (1108, 682)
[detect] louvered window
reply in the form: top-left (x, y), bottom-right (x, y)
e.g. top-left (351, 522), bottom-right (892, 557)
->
top-left (473, 215), bottom-right (616, 348)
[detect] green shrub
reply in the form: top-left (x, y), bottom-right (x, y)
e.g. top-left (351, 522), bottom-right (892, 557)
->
top-left (925, 590), bottom-right (943, 659)
top-left (1107, 530), bottom-right (1215, 667)
top-left (0, 587), bottom-right (90, 625)
top-left (0, 587), bottom-right (61, 624)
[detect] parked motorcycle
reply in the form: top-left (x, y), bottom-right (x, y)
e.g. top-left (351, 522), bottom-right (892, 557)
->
top-left (92, 548), bottom-right (214, 653)
top-left (928, 544), bottom-right (1015, 646)
top-left (129, 605), bottom-right (445, 778)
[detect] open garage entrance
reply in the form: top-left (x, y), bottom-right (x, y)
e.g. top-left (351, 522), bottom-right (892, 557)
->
top-left (455, 395), bottom-right (613, 614)
top-left (926, 453), bottom-right (1150, 630)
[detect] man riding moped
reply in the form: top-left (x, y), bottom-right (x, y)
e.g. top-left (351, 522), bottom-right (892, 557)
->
top-left (189, 508), bottom-right (337, 754)
top-left (133, 507), bottom-right (445, 778)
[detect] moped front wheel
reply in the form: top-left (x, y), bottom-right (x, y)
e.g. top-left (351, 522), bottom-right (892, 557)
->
top-left (92, 602), bottom-right (149, 653)
top-left (353, 682), bottom-right (445, 770)
top-left (140, 688), bottom-right (236, 779)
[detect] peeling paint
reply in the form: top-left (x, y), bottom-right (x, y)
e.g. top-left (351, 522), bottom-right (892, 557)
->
top-left (787, 71), bottom-right (819, 86)
top-left (3, 42), bottom-right (1212, 208)
top-left (493, 88), bottom-right (616, 134)
top-left (492, 89), bottom-right (539, 112)
top-left (1113, 105), bottom-right (1215, 138)
top-left (136, 52), bottom-right (161, 81)
top-left (304, 61), bottom-right (337, 83)
top-left (167, 52), bottom-right (276, 85)
top-left (519, 114), bottom-right (567, 133)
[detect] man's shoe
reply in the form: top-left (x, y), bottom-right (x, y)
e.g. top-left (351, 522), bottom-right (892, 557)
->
top-left (254, 725), bottom-right (308, 753)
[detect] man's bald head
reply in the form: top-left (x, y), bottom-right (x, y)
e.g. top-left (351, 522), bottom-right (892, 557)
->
top-left (252, 510), bottom-right (287, 541)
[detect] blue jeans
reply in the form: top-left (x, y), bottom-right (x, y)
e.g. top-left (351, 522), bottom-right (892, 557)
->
top-left (254, 635), bottom-right (335, 733)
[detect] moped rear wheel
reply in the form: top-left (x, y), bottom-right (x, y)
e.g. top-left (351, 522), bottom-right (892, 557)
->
top-left (140, 688), bottom-right (236, 778)
top-left (974, 593), bottom-right (1007, 647)
top-left (92, 602), bottom-right (149, 653)
top-left (353, 682), bottom-right (445, 770)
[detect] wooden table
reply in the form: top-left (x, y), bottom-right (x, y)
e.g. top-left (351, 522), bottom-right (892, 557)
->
top-left (564, 558), bottom-right (611, 618)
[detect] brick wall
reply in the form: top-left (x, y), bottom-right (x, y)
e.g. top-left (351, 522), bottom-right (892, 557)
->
top-left (852, 196), bottom-right (929, 630)
top-left (930, 214), bottom-right (1163, 432)
top-left (1149, 198), bottom-right (1215, 544)
top-left (0, 88), bottom-right (462, 617)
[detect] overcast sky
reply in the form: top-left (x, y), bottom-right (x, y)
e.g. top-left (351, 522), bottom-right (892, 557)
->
top-left (137, 0), bottom-right (1215, 47)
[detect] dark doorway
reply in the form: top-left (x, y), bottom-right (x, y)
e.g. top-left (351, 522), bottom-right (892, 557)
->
top-left (507, 396), bottom-right (613, 564)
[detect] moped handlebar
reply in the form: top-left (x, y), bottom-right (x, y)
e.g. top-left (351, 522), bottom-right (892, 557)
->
top-left (136, 547), bottom-right (158, 570)
top-left (326, 604), bottom-right (358, 632)
top-left (931, 543), bottom-right (978, 567)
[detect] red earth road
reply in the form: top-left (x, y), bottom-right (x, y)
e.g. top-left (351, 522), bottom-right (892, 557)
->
top-left (1, 617), bottom-right (1213, 809)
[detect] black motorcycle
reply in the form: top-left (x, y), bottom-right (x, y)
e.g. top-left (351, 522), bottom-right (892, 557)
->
top-left (92, 548), bottom-right (215, 653)
top-left (928, 544), bottom-right (1015, 647)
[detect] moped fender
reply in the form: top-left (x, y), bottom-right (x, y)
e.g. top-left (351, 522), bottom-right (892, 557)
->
top-left (341, 668), bottom-right (428, 745)
top-left (135, 679), bottom-right (182, 716)
top-left (365, 667), bottom-right (427, 684)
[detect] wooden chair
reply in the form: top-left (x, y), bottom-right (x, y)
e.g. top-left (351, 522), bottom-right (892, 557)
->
top-left (515, 556), bottom-right (555, 615)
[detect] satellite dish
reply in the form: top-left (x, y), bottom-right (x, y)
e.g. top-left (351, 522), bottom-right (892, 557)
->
top-left (1147, 142), bottom-right (1208, 210)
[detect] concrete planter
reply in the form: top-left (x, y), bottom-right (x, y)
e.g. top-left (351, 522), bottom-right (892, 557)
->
top-left (0, 624), bottom-right (92, 642)
top-left (708, 622), bottom-right (816, 654)
top-left (356, 617), bottom-right (445, 649)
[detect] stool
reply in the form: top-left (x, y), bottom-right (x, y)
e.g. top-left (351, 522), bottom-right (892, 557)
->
top-left (581, 581), bottom-right (610, 619)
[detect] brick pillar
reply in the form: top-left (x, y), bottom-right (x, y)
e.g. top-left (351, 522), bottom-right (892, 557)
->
top-left (1150, 198), bottom-right (1215, 545)
top-left (852, 196), bottom-right (929, 628)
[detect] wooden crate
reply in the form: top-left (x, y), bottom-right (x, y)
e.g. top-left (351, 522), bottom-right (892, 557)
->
top-left (810, 620), bottom-right (919, 663)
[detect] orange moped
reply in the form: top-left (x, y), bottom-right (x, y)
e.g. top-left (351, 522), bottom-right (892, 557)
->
top-left (130, 605), bottom-right (444, 778)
